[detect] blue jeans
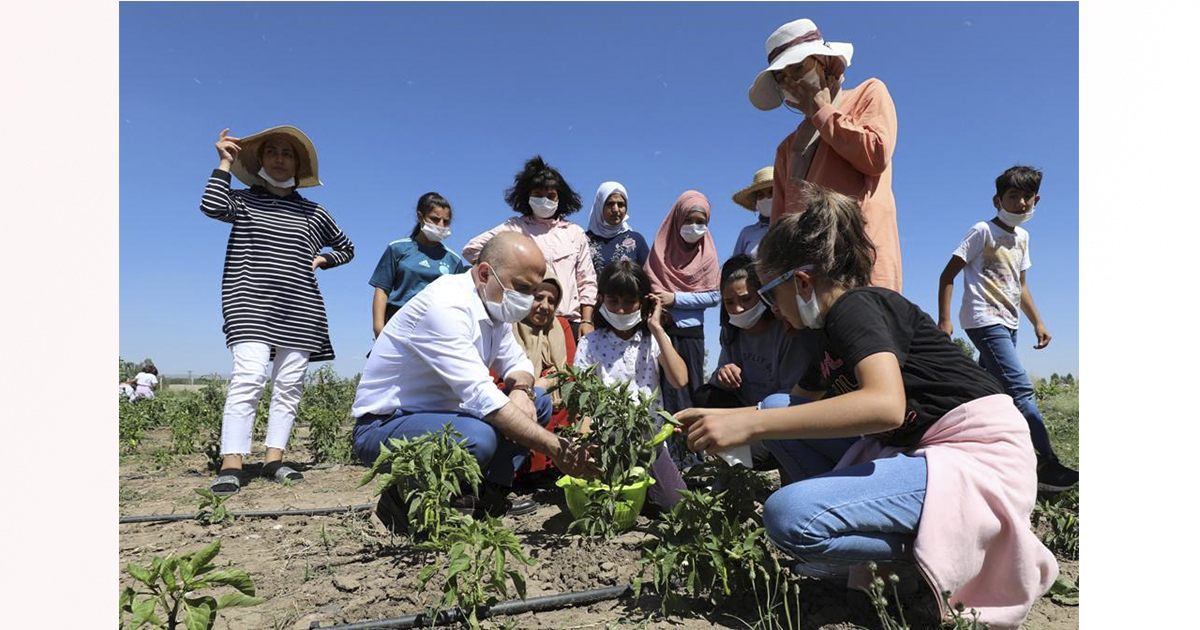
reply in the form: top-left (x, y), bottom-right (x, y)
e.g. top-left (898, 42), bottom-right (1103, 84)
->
top-left (965, 324), bottom-right (1056, 462)
top-left (758, 394), bottom-right (927, 578)
top-left (351, 389), bottom-right (553, 487)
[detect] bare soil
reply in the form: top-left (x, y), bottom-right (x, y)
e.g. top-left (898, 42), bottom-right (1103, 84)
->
top-left (119, 435), bottom-right (1078, 630)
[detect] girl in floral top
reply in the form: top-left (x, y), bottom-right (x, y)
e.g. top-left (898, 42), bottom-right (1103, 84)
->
top-left (574, 260), bottom-right (688, 510)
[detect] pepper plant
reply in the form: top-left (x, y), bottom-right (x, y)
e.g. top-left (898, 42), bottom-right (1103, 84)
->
top-left (119, 539), bottom-right (264, 629)
top-left (415, 514), bottom-right (537, 630)
top-left (358, 423), bottom-right (482, 547)
top-left (547, 364), bottom-right (678, 538)
top-left (194, 488), bottom-right (234, 526)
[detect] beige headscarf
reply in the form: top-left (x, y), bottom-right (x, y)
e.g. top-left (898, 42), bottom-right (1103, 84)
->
top-left (512, 270), bottom-right (569, 378)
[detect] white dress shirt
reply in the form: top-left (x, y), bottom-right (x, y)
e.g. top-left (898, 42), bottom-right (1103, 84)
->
top-left (352, 272), bottom-right (535, 419)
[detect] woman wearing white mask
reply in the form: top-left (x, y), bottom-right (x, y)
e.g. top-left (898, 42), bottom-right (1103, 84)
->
top-left (368, 192), bottom-right (468, 337)
top-left (463, 156), bottom-right (597, 340)
top-left (729, 167), bottom-right (775, 259)
top-left (645, 190), bottom-right (720, 464)
top-left (201, 125), bottom-right (355, 496)
top-left (749, 18), bottom-right (902, 292)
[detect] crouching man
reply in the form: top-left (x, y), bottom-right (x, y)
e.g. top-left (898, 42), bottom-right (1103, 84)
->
top-left (351, 232), bottom-right (596, 532)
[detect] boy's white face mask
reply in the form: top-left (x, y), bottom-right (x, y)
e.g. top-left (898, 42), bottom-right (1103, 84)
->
top-left (997, 207), bottom-right (1035, 228)
top-left (257, 167), bottom-right (295, 189)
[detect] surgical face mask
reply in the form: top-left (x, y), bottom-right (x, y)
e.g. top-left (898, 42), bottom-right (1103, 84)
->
top-left (601, 304), bottom-right (642, 331)
top-left (755, 197), bottom-right (772, 217)
top-left (728, 301), bottom-right (767, 329)
top-left (680, 223), bottom-right (708, 244)
top-left (420, 222), bottom-right (451, 243)
top-left (997, 206), bottom-right (1035, 228)
top-left (793, 277), bottom-right (824, 329)
top-left (484, 269), bottom-right (535, 324)
top-left (257, 166), bottom-right (295, 189)
top-left (529, 196), bottom-right (559, 219)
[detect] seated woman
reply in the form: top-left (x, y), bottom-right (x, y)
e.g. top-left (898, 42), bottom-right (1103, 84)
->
top-left (692, 255), bottom-right (817, 472)
top-left (677, 184), bottom-right (1057, 628)
top-left (509, 270), bottom-right (576, 474)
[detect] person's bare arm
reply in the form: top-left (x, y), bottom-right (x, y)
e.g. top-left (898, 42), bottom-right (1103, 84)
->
top-left (647, 294), bottom-right (688, 388)
top-left (372, 288), bottom-right (389, 337)
top-left (937, 256), bottom-right (966, 337)
top-left (484, 401), bottom-right (597, 479)
top-left (1019, 270), bottom-right (1051, 349)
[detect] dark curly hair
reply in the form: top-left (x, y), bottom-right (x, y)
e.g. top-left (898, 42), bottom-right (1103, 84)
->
top-left (994, 164), bottom-right (1043, 197)
top-left (503, 155), bottom-right (583, 218)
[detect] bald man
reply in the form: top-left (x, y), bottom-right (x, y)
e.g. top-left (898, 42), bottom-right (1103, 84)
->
top-left (352, 232), bottom-right (596, 532)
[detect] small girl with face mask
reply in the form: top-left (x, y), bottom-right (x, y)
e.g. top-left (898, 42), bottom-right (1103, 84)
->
top-left (368, 192), bottom-right (468, 337)
top-left (677, 183), bottom-right (1058, 627)
top-left (573, 260), bottom-right (689, 511)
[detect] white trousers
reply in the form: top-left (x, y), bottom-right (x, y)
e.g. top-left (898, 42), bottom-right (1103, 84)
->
top-left (220, 342), bottom-right (311, 455)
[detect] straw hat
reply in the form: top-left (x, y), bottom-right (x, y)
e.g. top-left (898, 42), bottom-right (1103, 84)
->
top-left (230, 125), bottom-right (322, 189)
top-left (731, 167), bottom-right (775, 211)
top-left (748, 19), bottom-right (853, 111)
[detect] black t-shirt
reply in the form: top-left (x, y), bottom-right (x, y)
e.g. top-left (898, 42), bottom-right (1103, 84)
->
top-left (798, 287), bottom-right (1004, 447)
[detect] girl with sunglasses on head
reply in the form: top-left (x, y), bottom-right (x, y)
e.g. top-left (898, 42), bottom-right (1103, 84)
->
top-left (676, 183), bottom-right (1057, 628)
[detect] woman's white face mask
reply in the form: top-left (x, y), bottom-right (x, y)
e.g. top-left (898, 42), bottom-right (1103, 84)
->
top-left (793, 277), bottom-right (824, 329)
top-left (755, 197), bottom-right (772, 217)
top-left (421, 222), bottom-right (451, 243)
top-left (529, 196), bottom-right (559, 218)
top-left (680, 224), bottom-right (708, 243)
top-left (257, 167), bottom-right (295, 189)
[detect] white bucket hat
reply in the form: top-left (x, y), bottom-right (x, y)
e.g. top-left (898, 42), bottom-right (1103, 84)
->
top-left (748, 19), bottom-right (853, 111)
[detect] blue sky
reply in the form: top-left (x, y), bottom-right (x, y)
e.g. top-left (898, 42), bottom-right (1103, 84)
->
top-left (119, 1), bottom-right (1079, 381)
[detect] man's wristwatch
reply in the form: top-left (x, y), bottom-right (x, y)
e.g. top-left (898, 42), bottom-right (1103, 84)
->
top-left (509, 383), bottom-right (533, 395)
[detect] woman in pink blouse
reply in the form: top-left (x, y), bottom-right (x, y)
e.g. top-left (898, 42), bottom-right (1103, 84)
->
top-left (463, 156), bottom-right (597, 340)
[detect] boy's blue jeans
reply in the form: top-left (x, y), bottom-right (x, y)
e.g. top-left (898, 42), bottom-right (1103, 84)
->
top-left (351, 388), bottom-right (554, 487)
top-left (758, 394), bottom-right (927, 579)
top-left (965, 324), bottom-right (1057, 462)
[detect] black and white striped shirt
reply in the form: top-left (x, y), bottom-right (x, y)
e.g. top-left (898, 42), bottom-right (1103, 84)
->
top-left (200, 169), bottom-right (354, 361)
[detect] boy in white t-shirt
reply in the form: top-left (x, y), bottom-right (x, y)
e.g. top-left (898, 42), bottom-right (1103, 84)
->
top-left (936, 165), bottom-right (1078, 492)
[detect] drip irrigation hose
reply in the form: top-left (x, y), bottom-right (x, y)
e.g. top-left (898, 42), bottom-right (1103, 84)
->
top-left (119, 504), bottom-right (374, 524)
top-left (310, 583), bottom-right (632, 629)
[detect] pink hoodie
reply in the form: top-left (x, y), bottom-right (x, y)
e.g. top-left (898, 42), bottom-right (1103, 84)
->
top-left (840, 394), bottom-right (1059, 629)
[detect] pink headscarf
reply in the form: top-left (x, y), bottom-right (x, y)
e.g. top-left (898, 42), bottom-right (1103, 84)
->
top-left (645, 190), bottom-right (720, 293)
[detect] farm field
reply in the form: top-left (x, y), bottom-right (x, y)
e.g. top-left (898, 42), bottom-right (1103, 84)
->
top-left (118, 369), bottom-right (1080, 630)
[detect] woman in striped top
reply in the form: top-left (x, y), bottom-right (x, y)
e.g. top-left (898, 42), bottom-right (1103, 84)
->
top-left (201, 125), bottom-right (355, 496)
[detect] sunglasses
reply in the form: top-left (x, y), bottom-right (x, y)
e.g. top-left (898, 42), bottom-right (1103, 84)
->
top-left (756, 265), bottom-right (814, 308)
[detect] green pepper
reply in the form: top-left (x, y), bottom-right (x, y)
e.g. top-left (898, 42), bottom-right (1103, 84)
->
top-left (647, 422), bottom-right (676, 448)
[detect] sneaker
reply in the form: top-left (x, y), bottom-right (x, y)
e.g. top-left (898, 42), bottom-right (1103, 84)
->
top-left (1037, 459), bottom-right (1079, 492)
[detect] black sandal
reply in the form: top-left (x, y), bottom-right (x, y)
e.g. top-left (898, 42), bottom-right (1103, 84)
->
top-left (210, 468), bottom-right (246, 497)
top-left (262, 461), bottom-right (303, 484)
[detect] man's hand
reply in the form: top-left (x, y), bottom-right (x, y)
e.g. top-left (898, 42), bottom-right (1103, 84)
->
top-left (1033, 324), bottom-right (1052, 349)
top-left (715, 363), bottom-right (742, 390)
top-left (552, 438), bottom-right (600, 480)
top-left (678, 407), bottom-right (755, 456)
top-left (508, 388), bottom-right (537, 421)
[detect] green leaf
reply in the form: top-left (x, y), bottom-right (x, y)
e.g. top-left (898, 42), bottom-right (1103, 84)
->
top-left (215, 592), bottom-right (267, 609)
top-left (183, 599), bottom-right (215, 630)
top-left (508, 570), bottom-right (527, 600)
top-left (128, 564), bottom-right (153, 587)
top-left (203, 568), bottom-right (255, 595)
top-left (130, 597), bottom-right (162, 627)
top-left (416, 564), bottom-right (439, 588)
top-left (190, 540), bottom-right (221, 571)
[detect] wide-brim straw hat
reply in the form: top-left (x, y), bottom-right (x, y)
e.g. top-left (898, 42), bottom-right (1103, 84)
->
top-left (230, 125), bottom-right (322, 189)
top-left (748, 18), bottom-right (853, 111)
top-left (731, 167), bottom-right (775, 211)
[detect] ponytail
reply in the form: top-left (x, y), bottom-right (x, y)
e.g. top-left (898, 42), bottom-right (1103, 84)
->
top-left (755, 182), bottom-right (875, 289)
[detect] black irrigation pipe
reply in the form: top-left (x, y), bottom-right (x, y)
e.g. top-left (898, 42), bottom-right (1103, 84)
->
top-left (119, 504), bottom-right (374, 524)
top-left (310, 583), bottom-right (632, 629)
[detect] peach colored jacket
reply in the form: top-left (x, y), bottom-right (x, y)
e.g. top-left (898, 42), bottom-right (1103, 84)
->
top-left (770, 78), bottom-right (901, 293)
top-left (462, 216), bottom-right (598, 323)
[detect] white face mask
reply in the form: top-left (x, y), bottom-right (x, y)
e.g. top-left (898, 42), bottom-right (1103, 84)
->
top-left (257, 166), bottom-right (295, 189)
top-left (483, 268), bottom-right (535, 324)
top-left (600, 304), bottom-right (642, 331)
top-left (755, 197), bottom-right (772, 217)
top-left (997, 206), bottom-right (1035, 228)
top-left (728, 301), bottom-right (767, 329)
top-left (680, 223), bottom-right (708, 244)
top-left (420, 222), bottom-right (451, 243)
top-left (793, 277), bottom-right (824, 329)
top-left (529, 196), bottom-right (559, 219)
